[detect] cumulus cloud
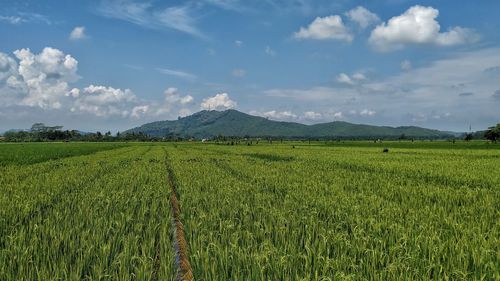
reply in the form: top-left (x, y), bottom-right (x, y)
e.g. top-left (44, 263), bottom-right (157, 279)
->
top-left (352, 73), bottom-right (366, 81)
top-left (265, 48), bottom-right (500, 130)
top-left (249, 109), bottom-right (348, 123)
top-left (9, 47), bottom-right (79, 109)
top-left (164, 87), bottom-right (193, 105)
top-left (0, 47), bottom-right (197, 121)
top-left (0, 53), bottom-right (18, 81)
top-left (360, 109), bottom-right (376, 116)
top-left (294, 15), bottom-right (353, 41)
top-left (69, 26), bottom-right (87, 40)
top-left (332, 111), bottom-right (343, 119)
top-left (262, 110), bottom-right (297, 120)
top-left (337, 73), bottom-right (354, 85)
top-left (337, 72), bottom-right (366, 85)
top-left (303, 111), bottom-right (322, 120)
top-left (131, 105), bottom-right (149, 118)
top-left (235, 40), bottom-right (243, 47)
top-left (369, 6), bottom-right (478, 51)
top-left (71, 85), bottom-right (139, 117)
top-left (200, 93), bottom-right (237, 110)
top-left (146, 87), bottom-right (195, 118)
top-left (345, 6), bottom-right (380, 29)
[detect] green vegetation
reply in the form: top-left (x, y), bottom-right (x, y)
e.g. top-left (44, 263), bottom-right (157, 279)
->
top-left (0, 142), bottom-right (126, 166)
top-left (485, 123), bottom-right (500, 142)
top-left (125, 109), bottom-right (456, 139)
top-left (0, 141), bottom-right (498, 280)
top-left (0, 145), bottom-right (174, 280)
top-left (2, 123), bottom-right (158, 142)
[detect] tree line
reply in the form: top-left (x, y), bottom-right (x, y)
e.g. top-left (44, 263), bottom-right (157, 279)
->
top-left (1, 123), bottom-right (166, 142)
top-left (1, 123), bottom-right (499, 142)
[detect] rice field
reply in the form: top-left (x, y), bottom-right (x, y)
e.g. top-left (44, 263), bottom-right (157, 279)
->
top-left (0, 141), bottom-right (498, 280)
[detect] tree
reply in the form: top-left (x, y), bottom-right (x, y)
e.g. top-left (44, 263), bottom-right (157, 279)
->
top-left (484, 124), bottom-right (500, 142)
top-left (464, 133), bottom-right (473, 142)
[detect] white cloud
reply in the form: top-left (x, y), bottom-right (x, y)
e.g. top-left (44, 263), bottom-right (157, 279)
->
top-left (149, 87), bottom-right (195, 118)
top-left (249, 110), bottom-right (297, 121)
top-left (71, 85), bottom-right (139, 117)
top-left (360, 109), bottom-right (376, 116)
top-left (345, 6), bottom-right (380, 29)
top-left (265, 48), bottom-right (500, 130)
top-left (0, 53), bottom-right (18, 81)
top-left (0, 47), bottom-right (199, 124)
top-left (401, 60), bottom-right (412, 71)
top-left (67, 88), bottom-right (80, 98)
top-left (235, 40), bottom-right (243, 47)
top-left (204, 0), bottom-right (242, 11)
top-left (337, 72), bottom-right (365, 85)
top-left (352, 72), bottom-right (366, 81)
top-left (0, 15), bottom-right (25, 24)
top-left (265, 46), bottom-right (276, 56)
top-left (303, 111), bottom-right (322, 120)
top-left (154, 5), bottom-right (204, 38)
top-left (98, 0), bottom-right (205, 38)
top-left (369, 5), bottom-right (478, 51)
top-left (164, 87), bottom-right (193, 105)
top-left (263, 110), bottom-right (297, 120)
top-left (9, 47), bottom-right (79, 109)
top-left (156, 67), bottom-right (197, 81)
top-left (337, 73), bottom-right (354, 85)
top-left (69, 26), bottom-right (87, 40)
top-left (200, 93), bottom-right (237, 110)
top-left (332, 111), bottom-right (343, 119)
top-left (131, 105), bottom-right (149, 118)
top-left (293, 15), bottom-right (353, 41)
top-left (0, 13), bottom-right (51, 25)
top-left (232, 68), bottom-right (246, 77)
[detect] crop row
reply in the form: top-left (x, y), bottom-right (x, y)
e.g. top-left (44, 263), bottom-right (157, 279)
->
top-left (168, 143), bottom-right (499, 280)
top-left (0, 145), bottom-right (175, 280)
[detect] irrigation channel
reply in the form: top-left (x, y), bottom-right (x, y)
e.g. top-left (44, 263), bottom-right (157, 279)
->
top-left (164, 150), bottom-right (194, 281)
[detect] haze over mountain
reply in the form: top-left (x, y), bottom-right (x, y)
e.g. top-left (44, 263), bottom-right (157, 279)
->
top-left (125, 110), bottom-right (454, 139)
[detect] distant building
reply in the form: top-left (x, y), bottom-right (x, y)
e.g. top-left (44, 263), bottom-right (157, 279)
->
top-left (0, 137), bottom-right (6, 141)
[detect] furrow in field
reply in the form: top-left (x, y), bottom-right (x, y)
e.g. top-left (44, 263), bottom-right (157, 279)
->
top-left (164, 149), bottom-right (194, 281)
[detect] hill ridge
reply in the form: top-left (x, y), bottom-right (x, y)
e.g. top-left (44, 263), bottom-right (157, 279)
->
top-left (124, 109), bottom-right (453, 139)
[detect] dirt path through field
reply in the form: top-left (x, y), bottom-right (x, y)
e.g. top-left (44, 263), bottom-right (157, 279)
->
top-left (164, 149), bottom-right (194, 281)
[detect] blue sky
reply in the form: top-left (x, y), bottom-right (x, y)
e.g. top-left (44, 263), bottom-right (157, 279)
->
top-left (0, 0), bottom-right (499, 132)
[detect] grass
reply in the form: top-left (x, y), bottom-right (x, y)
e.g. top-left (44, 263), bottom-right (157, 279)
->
top-left (0, 141), bottom-right (498, 280)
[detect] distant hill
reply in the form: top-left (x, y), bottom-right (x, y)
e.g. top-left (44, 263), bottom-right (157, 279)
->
top-left (124, 109), bottom-right (455, 139)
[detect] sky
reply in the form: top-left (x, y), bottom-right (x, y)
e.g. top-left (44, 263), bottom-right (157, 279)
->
top-left (0, 0), bottom-right (499, 132)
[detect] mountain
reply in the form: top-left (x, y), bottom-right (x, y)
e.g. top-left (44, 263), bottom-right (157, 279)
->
top-left (124, 109), bottom-right (454, 139)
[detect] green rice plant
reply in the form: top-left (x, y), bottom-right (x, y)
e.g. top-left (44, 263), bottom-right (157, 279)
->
top-left (0, 145), bottom-right (175, 280)
top-left (167, 142), bottom-right (499, 280)
top-left (0, 142), bottom-right (127, 166)
top-left (0, 141), bottom-right (498, 280)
